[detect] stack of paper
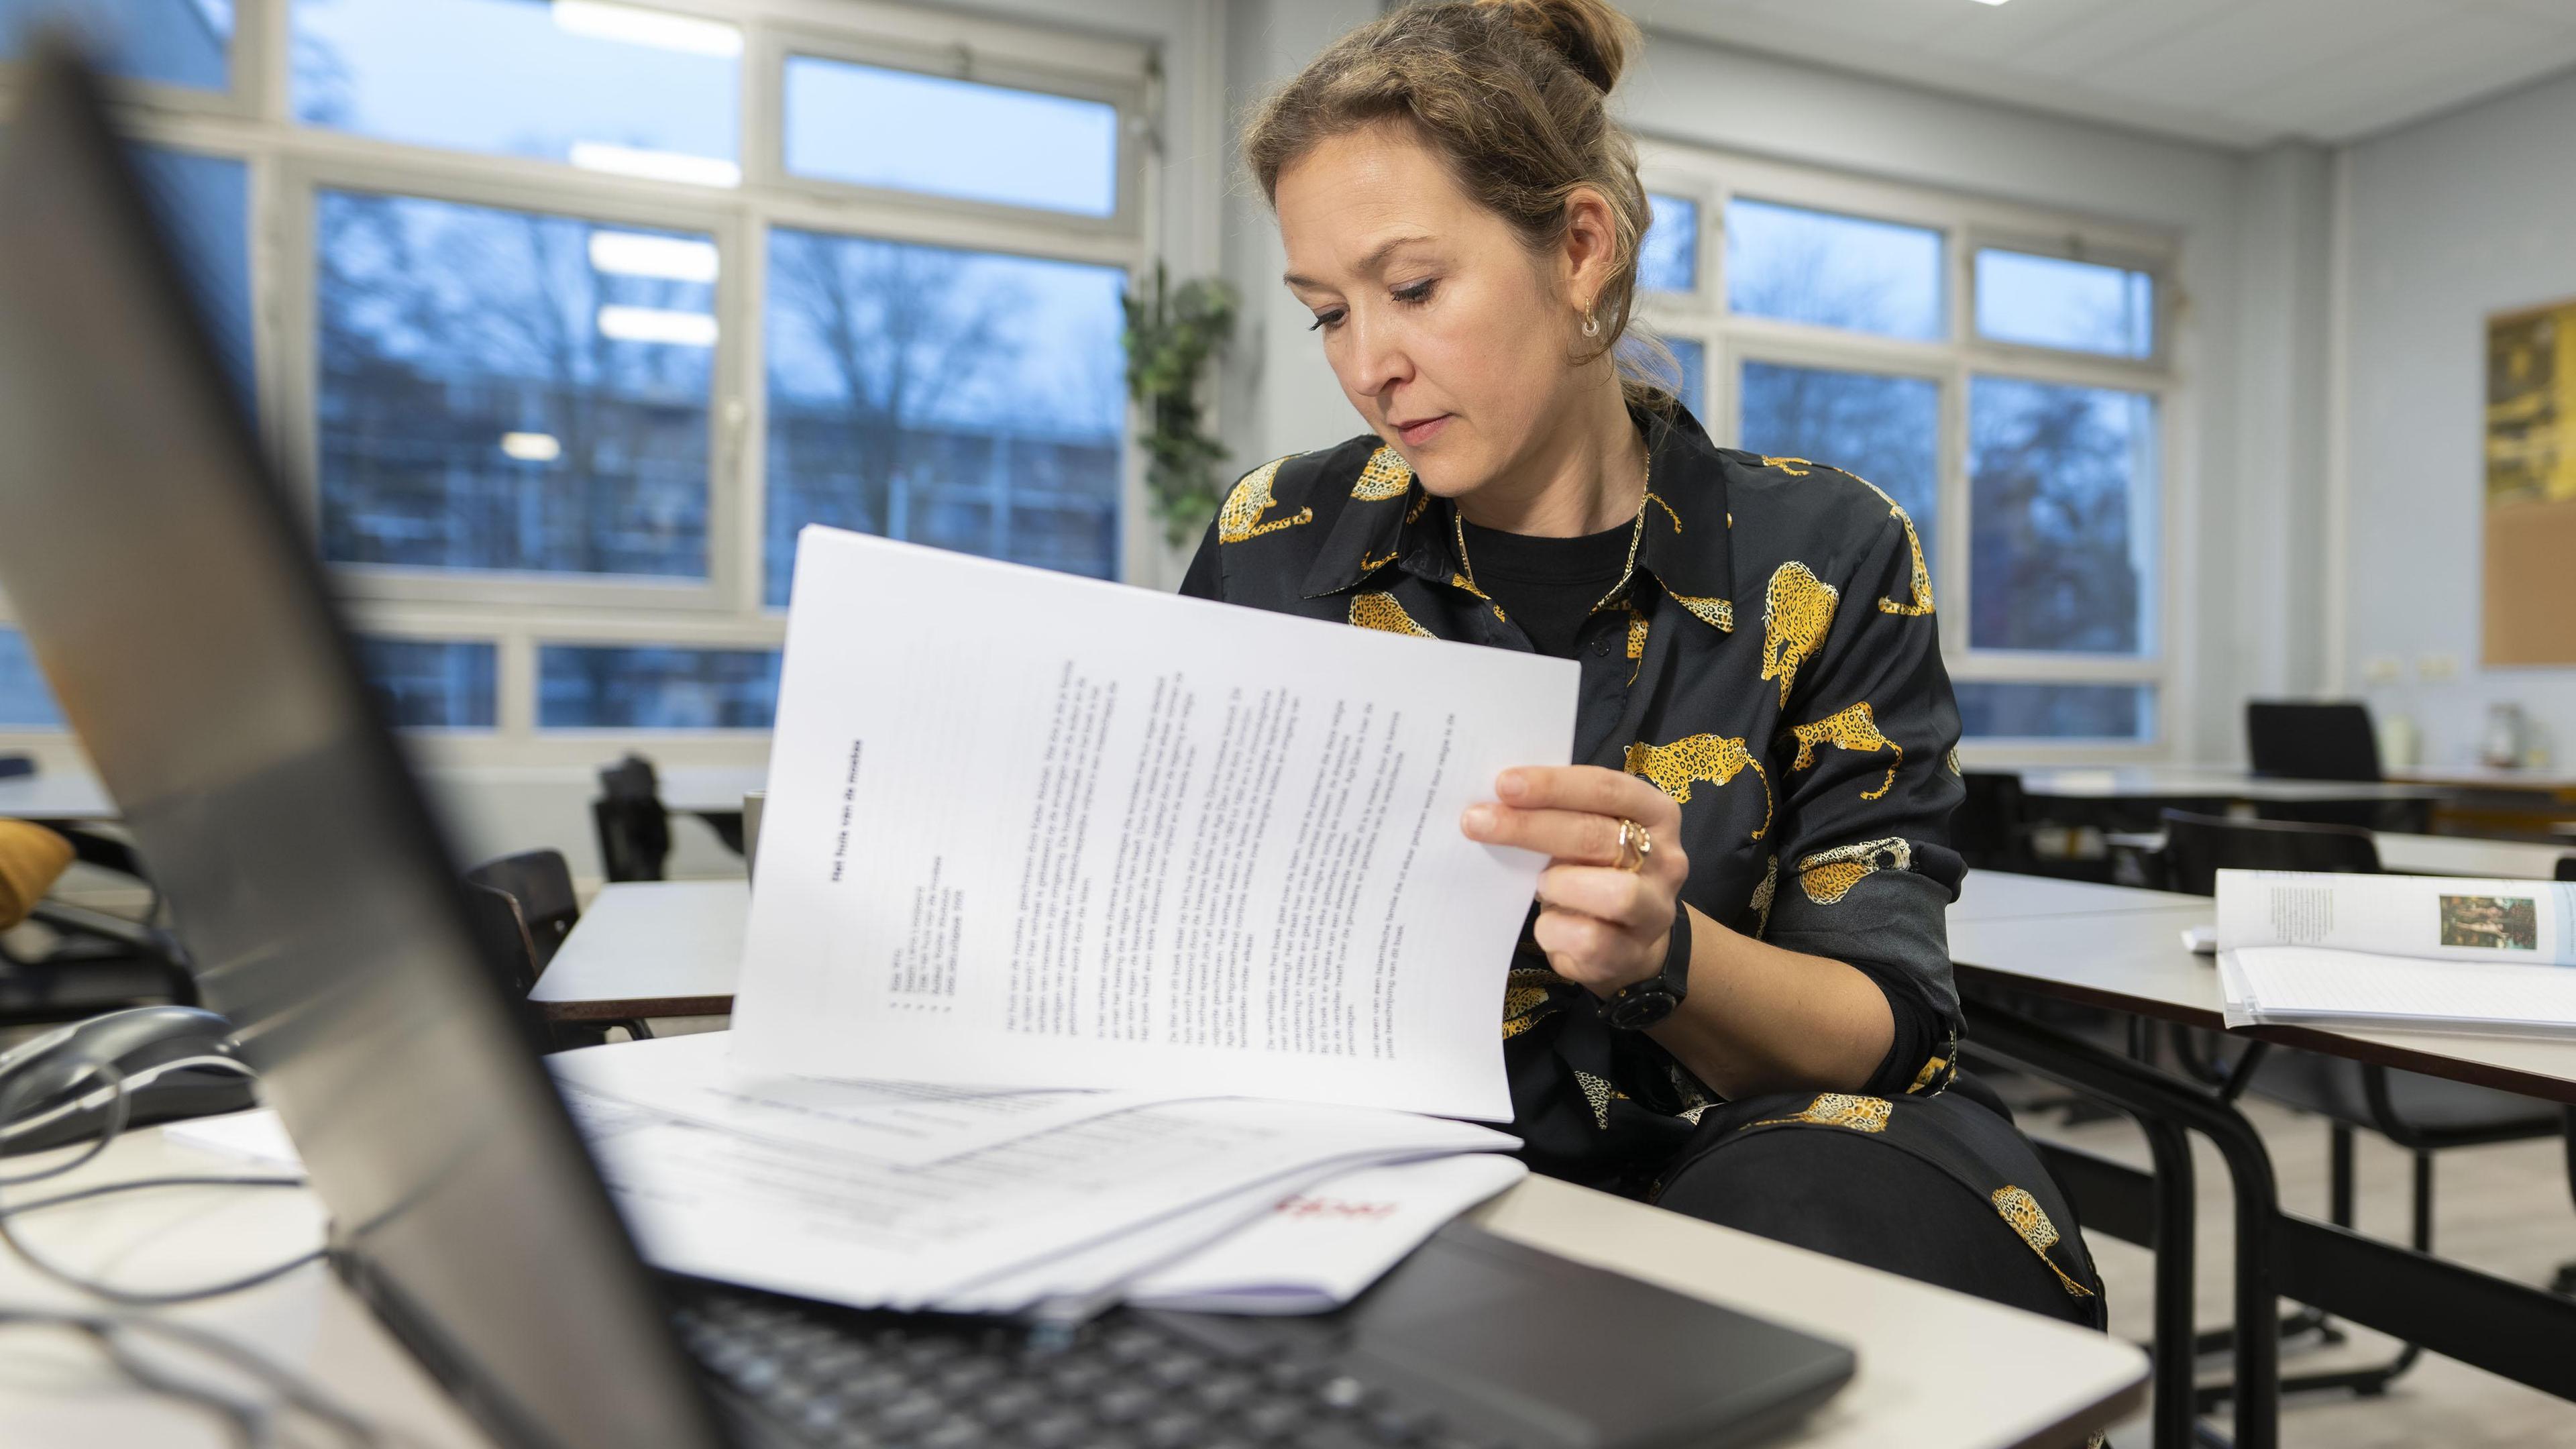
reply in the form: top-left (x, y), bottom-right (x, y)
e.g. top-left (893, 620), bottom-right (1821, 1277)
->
top-left (2215, 869), bottom-right (2576, 1036)
top-left (549, 1033), bottom-right (1523, 1314)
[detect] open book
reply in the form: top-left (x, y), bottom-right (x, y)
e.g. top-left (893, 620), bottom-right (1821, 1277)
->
top-left (2215, 870), bottom-right (2576, 1034)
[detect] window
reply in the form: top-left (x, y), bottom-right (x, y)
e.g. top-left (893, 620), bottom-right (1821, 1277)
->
top-left (1726, 199), bottom-right (1943, 341)
top-left (782, 56), bottom-right (1117, 217)
top-left (361, 637), bottom-right (497, 727)
top-left (1975, 249), bottom-right (2154, 360)
top-left (539, 645), bottom-right (778, 729)
top-left (763, 231), bottom-right (1127, 605)
top-left (292, 0), bottom-right (741, 184)
top-left (0, 627), bottom-right (63, 729)
top-left (1637, 193), bottom-right (1696, 294)
top-left (1632, 148), bottom-right (2172, 749)
top-left (314, 189), bottom-right (717, 578)
top-left (1, 0), bottom-right (230, 91)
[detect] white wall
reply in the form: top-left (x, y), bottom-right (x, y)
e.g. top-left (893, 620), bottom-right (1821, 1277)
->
top-left (2339, 66), bottom-right (2576, 771)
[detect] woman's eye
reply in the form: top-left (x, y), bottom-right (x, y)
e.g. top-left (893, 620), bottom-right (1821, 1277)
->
top-left (1391, 278), bottom-right (1438, 306)
top-left (1307, 309), bottom-right (1344, 332)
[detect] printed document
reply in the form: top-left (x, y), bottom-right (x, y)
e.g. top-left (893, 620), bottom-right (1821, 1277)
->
top-left (732, 526), bottom-right (1577, 1121)
top-left (2216, 871), bottom-right (2576, 1034)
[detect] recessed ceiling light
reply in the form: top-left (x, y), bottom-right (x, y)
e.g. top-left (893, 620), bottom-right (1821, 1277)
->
top-left (1971, 0), bottom-right (2010, 6)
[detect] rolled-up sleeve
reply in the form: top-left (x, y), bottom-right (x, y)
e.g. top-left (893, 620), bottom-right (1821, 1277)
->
top-left (1760, 511), bottom-right (1966, 1097)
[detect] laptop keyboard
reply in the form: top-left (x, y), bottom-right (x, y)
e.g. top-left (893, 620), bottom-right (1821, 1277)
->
top-left (674, 1285), bottom-right (1510, 1449)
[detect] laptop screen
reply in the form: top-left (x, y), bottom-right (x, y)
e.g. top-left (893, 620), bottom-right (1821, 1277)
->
top-left (0, 46), bottom-right (724, 1449)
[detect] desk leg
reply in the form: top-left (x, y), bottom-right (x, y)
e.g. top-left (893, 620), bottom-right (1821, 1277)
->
top-left (1968, 1009), bottom-right (2281, 1449)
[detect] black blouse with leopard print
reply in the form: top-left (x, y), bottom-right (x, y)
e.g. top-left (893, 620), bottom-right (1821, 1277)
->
top-left (1177, 404), bottom-right (1966, 1192)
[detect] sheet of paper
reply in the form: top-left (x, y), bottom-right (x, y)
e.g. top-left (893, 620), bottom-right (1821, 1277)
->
top-left (545, 1032), bottom-right (1190, 1165)
top-left (731, 525), bottom-right (1576, 1121)
top-left (1127, 1151), bottom-right (1528, 1314)
top-left (572, 1087), bottom-right (1515, 1311)
top-left (2220, 945), bottom-right (2576, 1036)
top-left (2216, 871), bottom-right (2576, 965)
top-left (162, 1108), bottom-right (301, 1168)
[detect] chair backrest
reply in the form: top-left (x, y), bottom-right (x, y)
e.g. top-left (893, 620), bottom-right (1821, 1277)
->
top-left (2246, 700), bottom-right (2381, 781)
top-left (1952, 771), bottom-right (2034, 869)
top-left (463, 881), bottom-right (544, 998)
top-left (2161, 808), bottom-right (2381, 896)
top-left (0, 754), bottom-right (34, 780)
top-left (465, 848), bottom-right (580, 973)
top-left (592, 754), bottom-right (670, 883)
top-left (2557, 855), bottom-right (2576, 883)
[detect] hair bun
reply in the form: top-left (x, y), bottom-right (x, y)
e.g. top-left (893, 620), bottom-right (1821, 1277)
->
top-left (1478, 0), bottom-right (1637, 93)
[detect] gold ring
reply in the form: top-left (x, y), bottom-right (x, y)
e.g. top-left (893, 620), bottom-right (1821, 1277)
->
top-left (1612, 818), bottom-right (1651, 873)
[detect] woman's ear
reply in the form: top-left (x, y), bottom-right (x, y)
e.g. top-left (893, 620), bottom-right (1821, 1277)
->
top-left (1560, 184), bottom-right (1621, 319)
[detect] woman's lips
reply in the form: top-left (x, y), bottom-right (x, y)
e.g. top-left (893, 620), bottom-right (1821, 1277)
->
top-left (1395, 414), bottom-right (1451, 447)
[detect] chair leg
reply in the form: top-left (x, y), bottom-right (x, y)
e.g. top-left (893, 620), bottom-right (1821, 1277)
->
top-left (2200, 1149), bottom-right (2433, 1409)
top-left (2330, 1124), bottom-right (2355, 1228)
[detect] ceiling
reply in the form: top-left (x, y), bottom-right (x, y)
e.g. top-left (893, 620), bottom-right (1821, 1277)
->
top-left (1625, 0), bottom-right (2576, 148)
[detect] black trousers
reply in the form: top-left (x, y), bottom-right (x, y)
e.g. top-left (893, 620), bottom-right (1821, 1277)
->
top-left (1650, 1078), bottom-right (2102, 1329)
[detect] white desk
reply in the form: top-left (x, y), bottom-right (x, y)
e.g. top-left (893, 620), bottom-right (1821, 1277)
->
top-left (0, 769), bottom-right (113, 821)
top-left (0, 1125), bottom-right (2142, 1449)
top-left (657, 767), bottom-right (767, 816)
top-left (2015, 766), bottom-right (2445, 806)
top-left (2372, 830), bottom-right (2572, 879)
top-left (529, 879), bottom-right (747, 1020)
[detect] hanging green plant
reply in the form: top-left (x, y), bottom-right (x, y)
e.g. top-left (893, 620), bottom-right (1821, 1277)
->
top-left (1122, 262), bottom-right (1239, 548)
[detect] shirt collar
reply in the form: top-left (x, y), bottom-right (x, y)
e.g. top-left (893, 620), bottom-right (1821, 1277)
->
top-left (1297, 402), bottom-right (1735, 627)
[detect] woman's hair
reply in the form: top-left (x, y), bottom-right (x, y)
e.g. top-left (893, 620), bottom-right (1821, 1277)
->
top-left (1242, 0), bottom-right (1674, 406)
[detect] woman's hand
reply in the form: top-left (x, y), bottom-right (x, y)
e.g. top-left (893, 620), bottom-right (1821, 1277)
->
top-left (1460, 765), bottom-right (1690, 997)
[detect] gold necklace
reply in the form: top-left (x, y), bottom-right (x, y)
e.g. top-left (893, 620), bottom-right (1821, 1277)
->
top-left (1450, 453), bottom-right (1652, 616)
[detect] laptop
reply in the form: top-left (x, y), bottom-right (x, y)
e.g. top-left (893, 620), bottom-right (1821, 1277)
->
top-left (0, 45), bottom-right (1854, 1449)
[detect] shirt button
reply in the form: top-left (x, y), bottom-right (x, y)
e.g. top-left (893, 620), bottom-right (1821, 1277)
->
top-left (1591, 637), bottom-right (1610, 657)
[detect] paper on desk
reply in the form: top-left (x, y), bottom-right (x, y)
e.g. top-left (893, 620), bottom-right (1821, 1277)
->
top-left (731, 525), bottom-right (1576, 1122)
top-left (1127, 1152), bottom-right (1527, 1314)
top-left (162, 1108), bottom-right (300, 1168)
top-left (545, 1031), bottom-right (1191, 1165)
top-left (2216, 870), bottom-right (2576, 966)
top-left (571, 1087), bottom-right (1515, 1312)
top-left (2219, 945), bottom-right (2576, 1037)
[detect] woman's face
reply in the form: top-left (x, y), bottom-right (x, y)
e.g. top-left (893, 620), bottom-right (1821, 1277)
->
top-left (1275, 123), bottom-right (1602, 499)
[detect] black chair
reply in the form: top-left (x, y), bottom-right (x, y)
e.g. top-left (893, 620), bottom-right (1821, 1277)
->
top-left (592, 753), bottom-right (672, 883)
top-left (2159, 809), bottom-right (2561, 1402)
top-left (464, 847), bottom-right (647, 1049)
top-left (0, 754), bottom-right (34, 780)
top-left (2245, 701), bottom-right (2382, 781)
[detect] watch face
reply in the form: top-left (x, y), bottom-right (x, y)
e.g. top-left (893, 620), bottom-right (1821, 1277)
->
top-left (1605, 984), bottom-right (1678, 1030)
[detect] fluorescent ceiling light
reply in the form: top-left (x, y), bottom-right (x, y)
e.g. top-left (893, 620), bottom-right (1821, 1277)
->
top-left (500, 431), bottom-right (564, 462)
top-left (597, 305), bottom-right (719, 347)
top-left (588, 231), bottom-right (720, 283)
top-left (1970, 0), bottom-right (2011, 6)
top-left (570, 141), bottom-right (741, 189)
top-left (552, 0), bottom-right (741, 57)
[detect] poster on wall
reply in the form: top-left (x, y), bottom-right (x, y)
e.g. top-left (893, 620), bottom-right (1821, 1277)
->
top-left (2483, 299), bottom-right (2576, 665)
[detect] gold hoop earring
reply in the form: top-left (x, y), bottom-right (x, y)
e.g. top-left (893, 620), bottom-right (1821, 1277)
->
top-left (1581, 309), bottom-right (1601, 338)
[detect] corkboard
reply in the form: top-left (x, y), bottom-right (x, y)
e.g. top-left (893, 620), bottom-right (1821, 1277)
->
top-left (2483, 300), bottom-right (2576, 665)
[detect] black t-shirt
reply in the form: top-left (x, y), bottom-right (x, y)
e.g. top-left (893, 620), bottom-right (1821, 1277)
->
top-left (1454, 518), bottom-right (1635, 660)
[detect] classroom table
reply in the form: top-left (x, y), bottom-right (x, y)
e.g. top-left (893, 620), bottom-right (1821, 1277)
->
top-left (2015, 766), bottom-right (2447, 806)
top-left (0, 767), bottom-right (114, 821)
top-left (2369, 830), bottom-right (2571, 878)
top-left (528, 879), bottom-right (747, 1022)
top-left (1952, 872), bottom-right (2576, 1449)
top-left (0, 1123), bottom-right (2145, 1449)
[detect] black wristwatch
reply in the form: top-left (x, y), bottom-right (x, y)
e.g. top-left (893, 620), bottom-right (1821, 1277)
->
top-left (1601, 906), bottom-right (1691, 1030)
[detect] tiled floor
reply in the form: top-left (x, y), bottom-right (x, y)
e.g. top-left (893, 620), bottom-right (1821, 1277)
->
top-left (2022, 1087), bottom-right (2576, 1446)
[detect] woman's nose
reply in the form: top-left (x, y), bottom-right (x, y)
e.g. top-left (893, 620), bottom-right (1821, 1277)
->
top-left (1345, 313), bottom-right (1412, 398)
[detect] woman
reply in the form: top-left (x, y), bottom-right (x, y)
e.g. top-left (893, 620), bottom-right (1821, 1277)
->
top-left (1182, 0), bottom-right (2103, 1326)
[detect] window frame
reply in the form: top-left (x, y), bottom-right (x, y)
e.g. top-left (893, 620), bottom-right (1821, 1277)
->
top-left (1633, 141), bottom-right (2184, 761)
top-left (0, 0), bottom-right (1157, 768)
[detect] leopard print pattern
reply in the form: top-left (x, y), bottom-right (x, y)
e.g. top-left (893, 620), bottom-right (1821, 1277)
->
top-left (1348, 592), bottom-right (1432, 637)
top-left (1760, 562), bottom-right (1838, 708)
top-left (1216, 455), bottom-right (1311, 544)
top-left (1622, 733), bottom-right (1772, 840)
top-left (1794, 837), bottom-right (1913, 905)
top-left (1789, 701), bottom-right (1901, 800)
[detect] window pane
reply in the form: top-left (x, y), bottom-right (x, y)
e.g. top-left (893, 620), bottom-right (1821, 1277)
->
top-left (1955, 682), bottom-right (2151, 741)
top-left (0, 627), bottom-right (64, 729)
top-left (539, 645), bottom-right (778, 729)
top-left (763, 229), bottom-right (1126, 605)
top-left (1739, 362), bottom-right (1939, 577)
top-left (2, 0), bottom-right (230, 90)
top-left (1665, 337), bottom-right (1707, 420)
top-left (292, 0), bottom-right (739, 184)
top-left (1727, 198), bottom-right (1943, 341)
top-left (1976, 249), bottom-right (2153, 358)
top-left (1638, 193), bottom-right (1697, 293)
top-left (317, 189), bottom-right (714, 577)
top-left (133, 146), bottom-right (252, 405)
top-left (361, 637), bottom-right (495, 727)
top-left (1968, 378), bottom-right (2157, 654)
top-left (784, 56), bottom-right (1116, 217)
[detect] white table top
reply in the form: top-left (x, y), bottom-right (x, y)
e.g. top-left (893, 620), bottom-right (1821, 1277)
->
top-left (529, 879), bottom-right (748, 1010)
top-left (1950, 870), bottom-right (2202, 923)
top-left (2372, 831), bottom-right (2572, 879)
top-left (657, 766), bottom-right (768, 814)
top-left (2390, 765), bottom-right (2576, 794)
top-left (0, 768), bottom-right (114, 820)
top-left (2016, 765), bottom-right (2444, 804)
top-left (1949, 872), bottom-right (2576, 1100)
top-left (0, 1124), bottom-right (2141, 1449)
